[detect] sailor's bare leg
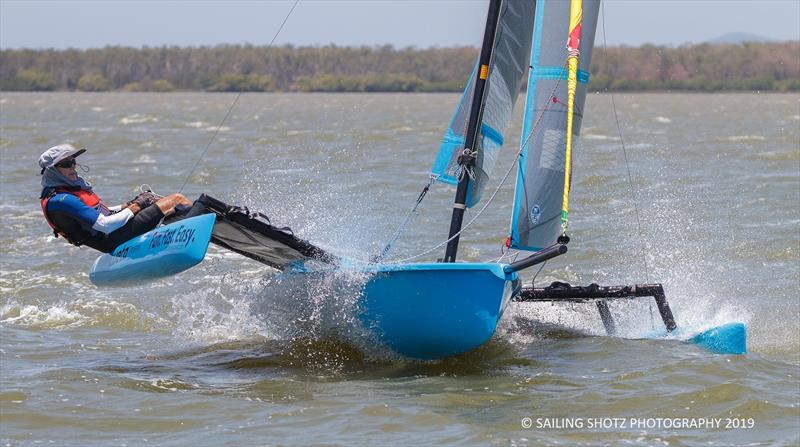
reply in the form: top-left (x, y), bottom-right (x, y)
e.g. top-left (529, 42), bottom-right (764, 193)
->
top-left (155, 193), bottom-right (193, 216)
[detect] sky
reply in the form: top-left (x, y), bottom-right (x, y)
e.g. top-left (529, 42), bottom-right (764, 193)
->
top-left (1, 0), bottom-right (799, 50)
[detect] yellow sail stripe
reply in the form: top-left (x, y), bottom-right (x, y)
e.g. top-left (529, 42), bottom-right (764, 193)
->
top-left (561, 0), bottom-right (582, 234)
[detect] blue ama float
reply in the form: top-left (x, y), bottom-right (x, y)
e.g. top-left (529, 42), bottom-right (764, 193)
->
top-left (89, 213), bottom-right (216, 287)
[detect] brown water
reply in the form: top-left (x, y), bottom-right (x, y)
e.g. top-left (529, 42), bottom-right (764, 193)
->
top-left (1, 92), bottom-right (798, 446)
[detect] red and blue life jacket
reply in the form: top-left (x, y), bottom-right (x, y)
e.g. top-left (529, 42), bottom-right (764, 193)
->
top-left (40, 187), bottom-right (103, 246)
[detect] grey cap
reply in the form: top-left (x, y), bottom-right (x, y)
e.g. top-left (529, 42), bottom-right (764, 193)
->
top-left (38, 144), bottom-right (86, 173)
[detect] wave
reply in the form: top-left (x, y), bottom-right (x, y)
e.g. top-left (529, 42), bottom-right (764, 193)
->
top-left (119, 114), bottom-right (159, 125)
top-left (583, 133), bottom-right (620, 141)
top-left (182, 121), bottom-right (231, 132)
top-left (725, 135), bottom-right (766, 141)
top-left (0, 299), bottom-right (168, 331)
top-left (751, 149), bottom-right (800, 161)
top-left (133, 154), bottom-right (157, 164)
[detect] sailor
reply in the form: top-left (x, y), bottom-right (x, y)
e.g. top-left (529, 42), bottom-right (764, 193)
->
top-left (39, 144), bottom-right (193, 253)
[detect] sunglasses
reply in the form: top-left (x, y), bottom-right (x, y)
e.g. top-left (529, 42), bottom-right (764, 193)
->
top-left (55, 159), bottom-right (77, 169)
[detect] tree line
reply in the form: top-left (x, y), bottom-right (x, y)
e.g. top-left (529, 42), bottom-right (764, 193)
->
top-left (1, 42), bottom-right (797, 93)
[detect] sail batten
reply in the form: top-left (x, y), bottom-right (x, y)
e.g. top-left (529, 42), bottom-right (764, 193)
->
top-left (509, 0), bottom-right (600, 252)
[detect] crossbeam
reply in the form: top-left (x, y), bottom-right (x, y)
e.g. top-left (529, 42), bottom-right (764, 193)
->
top-left (515, 282), bottom-right (677, 335)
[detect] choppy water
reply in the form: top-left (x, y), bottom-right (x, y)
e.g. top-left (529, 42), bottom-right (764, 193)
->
top-left (1, 92), bottom-right (798, 446)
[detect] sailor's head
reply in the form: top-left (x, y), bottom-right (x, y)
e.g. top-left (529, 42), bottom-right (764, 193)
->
top-left (39, 144), bottom-right (86, 182)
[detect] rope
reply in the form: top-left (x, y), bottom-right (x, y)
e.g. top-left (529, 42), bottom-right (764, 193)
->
top-left (489, 248), bottom-right (519, 264)
top-left (177, 0), bottom-right (301, 194)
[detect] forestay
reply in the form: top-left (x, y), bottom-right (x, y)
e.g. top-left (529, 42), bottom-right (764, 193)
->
top-left (430, 0), bottom-right (535, 207)
top-left (509, 0), bottom-right (600, 251)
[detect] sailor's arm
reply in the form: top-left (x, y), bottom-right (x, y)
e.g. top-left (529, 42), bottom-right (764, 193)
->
top-left (47, 193), bottom-right (136, 235)
top-left (92, 207), bottom-right (136, 233)
top-left (107, 203), bottom-right (142, 214)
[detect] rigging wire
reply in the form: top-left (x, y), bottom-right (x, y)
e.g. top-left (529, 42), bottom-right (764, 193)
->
top-left (600, 2), bottom-right (650, 282)
top-left (530, 260), bottom-right (547, 287)
top-left (177, 0), bottom-right (301, 194)
top-left (387, 150), bottom-right (519, 264)
top-left (372, 177), bottom-right (434, 262)
top-left (600, 3), bottom-right (654, 328)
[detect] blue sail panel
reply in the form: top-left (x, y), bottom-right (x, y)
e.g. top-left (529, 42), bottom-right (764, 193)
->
top-left (509, 0), bottom-right (600, 251)
top-left (431, 64), bottom-right (478, 186)
top-left (431, 0), bottom-right (535, 207)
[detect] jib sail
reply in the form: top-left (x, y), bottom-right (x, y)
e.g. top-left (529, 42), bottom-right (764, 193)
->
top-left (430, 0), bottom-right (535, 208)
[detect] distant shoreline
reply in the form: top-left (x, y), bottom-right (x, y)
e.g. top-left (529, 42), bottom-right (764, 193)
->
top-left (1, 42), bottom-right (797, 93)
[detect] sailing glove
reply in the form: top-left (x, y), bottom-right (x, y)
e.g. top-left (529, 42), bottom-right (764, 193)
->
top-left (128, 191), bottom-right (160, 209)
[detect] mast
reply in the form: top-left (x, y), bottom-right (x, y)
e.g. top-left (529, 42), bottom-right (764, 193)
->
top-left (443, 0), bottom-right (503, 263)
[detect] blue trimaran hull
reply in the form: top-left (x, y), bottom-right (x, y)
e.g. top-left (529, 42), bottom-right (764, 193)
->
top-left (90, 214), bottom-right (215, 287)
top-left (359, 263), bottom-right (520, 359)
